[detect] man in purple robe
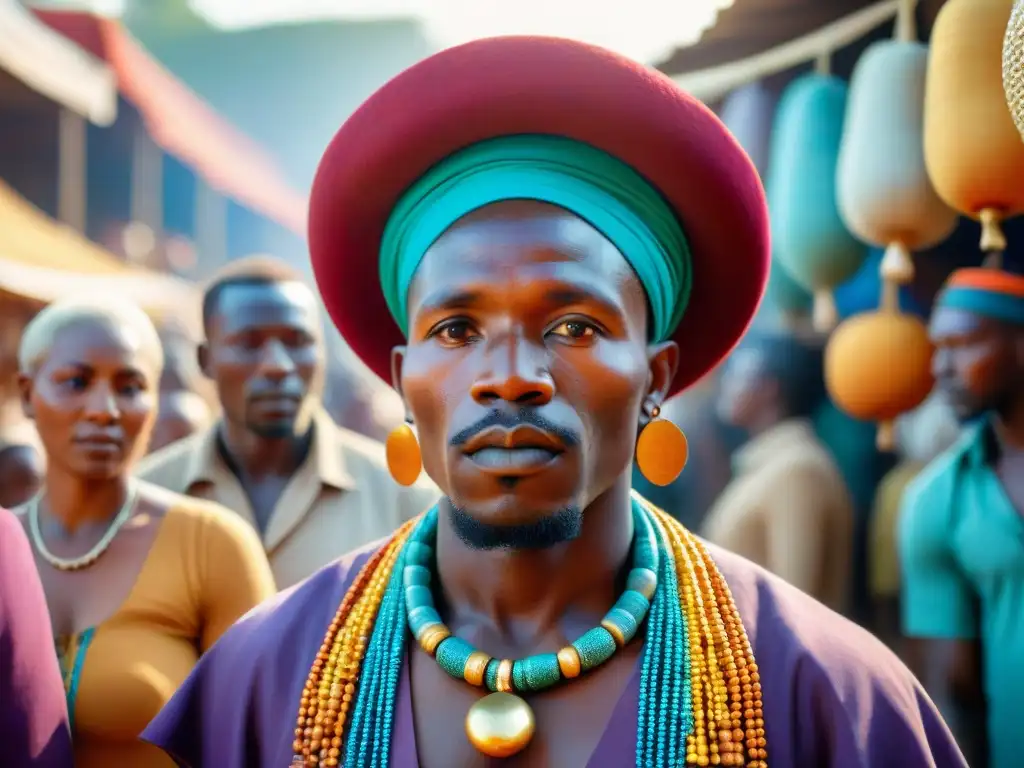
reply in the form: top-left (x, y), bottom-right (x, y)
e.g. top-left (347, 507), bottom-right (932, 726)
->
top-left (143, 36), bottom-right (967, 768)
top-left (0, 507), bottom-right (73, 767)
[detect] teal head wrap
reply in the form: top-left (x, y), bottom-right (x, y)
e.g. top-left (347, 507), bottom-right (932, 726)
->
top-left (379, 135), bottom-right (692, 342)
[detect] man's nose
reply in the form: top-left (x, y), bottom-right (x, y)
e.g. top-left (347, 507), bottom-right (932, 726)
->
top-left (255, 340), bottom-right (296, 380)
top-left (470, 335), bottom-right (555, 406)
top-left (931, 347), bottom-right (951, 380)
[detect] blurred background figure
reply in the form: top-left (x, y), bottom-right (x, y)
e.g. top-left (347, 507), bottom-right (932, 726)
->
top-left (137, 256), bottom-right (439, 589)
top-left (705, 331), bottom-right (854, 613)
top-left (899, 269), bottom-right (1024, 768)
top-left (0, 440), bottom-right (44, 508)
top-left (13, 296), bottom-right (274, 767)
top-left (148, 389), bottom-right (211, 454)
top-left (868, 392), bottom-right (961, 651)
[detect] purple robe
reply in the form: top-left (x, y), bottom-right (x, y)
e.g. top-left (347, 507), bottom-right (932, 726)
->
top-left (143, 538), bottom-right (967, 767)
top-left (0, 508), bottom-right (74, 767)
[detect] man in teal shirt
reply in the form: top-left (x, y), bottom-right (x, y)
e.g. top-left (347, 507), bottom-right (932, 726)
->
top-left (900, 267), bottom-right (1024, 768)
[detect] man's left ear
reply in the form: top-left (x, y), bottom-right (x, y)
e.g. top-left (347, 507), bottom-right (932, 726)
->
top-left (390, 345), bottom-right (409, 412)
top-left (646, 340), bottom-right (680, 411)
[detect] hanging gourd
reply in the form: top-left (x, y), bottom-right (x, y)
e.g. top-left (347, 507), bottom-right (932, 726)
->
top-left (722, 83), bottom-right (813, 324)
top-left (829, 1), bottom-right (950, 450)
top-left (768, 63), bottom-right (867, 331)
top-left (925, 0), bottom-right (1024, 268)
top-left (765, 262), bottom-right (813, 325)
top-left (720, 82), bottom-right (776, 181)
top-left (825, 312), bottom-right (934, 451)
top-left (1003, 0), bottom-right (1024, 142)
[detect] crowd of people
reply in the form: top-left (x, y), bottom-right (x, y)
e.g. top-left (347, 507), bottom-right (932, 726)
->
top-left (1, 32), bottom-right (1022, 768)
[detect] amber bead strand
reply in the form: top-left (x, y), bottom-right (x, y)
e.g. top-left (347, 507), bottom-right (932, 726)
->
top-left (677, 525), bottom-right (746, 767)
top-left (293, 546), bottom-right (387, 762)
top-left (691, 534), bottom-right (767, 768)
top-left (292, 519), bottom-right (418, 767)
top-left (653, 508), bottom-right (729, 766)
top-left (294, 538), bottom-right (399, 767)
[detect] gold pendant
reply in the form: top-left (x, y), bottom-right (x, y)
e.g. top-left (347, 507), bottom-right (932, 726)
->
top-left (465, 692), bottom-right (536, 758)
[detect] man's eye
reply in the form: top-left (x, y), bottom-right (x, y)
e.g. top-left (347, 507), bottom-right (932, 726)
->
top-left (436, 320), bottom-right (476, 343)
top-left (549, 320), bottom-right (597, 340)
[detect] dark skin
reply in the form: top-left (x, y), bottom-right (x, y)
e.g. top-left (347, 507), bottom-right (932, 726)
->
top-left (148, 390), bottom-right (211, 454)
top-left (15, 319), bottom-right (173, 639)
top-left (392, 200), bottom-right (678, 768)
top-left (715, 347), bottom-right (785, 434)
top-left (198, 281), bottom-right (323, 533)
top-left (0, 443), bottom-right (44, 508)
top-left (920, 306), bottom-right (1024, 766)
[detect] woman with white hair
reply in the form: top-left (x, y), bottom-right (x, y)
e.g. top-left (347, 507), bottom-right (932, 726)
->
top-left (12, 297), bottom-right (275, 767)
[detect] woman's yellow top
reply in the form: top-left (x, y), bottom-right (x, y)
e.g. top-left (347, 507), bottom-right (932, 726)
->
top-left (57, 498), bottom-right (276, 767)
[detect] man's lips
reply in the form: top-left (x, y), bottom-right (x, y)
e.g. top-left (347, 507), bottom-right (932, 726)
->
top-left (249, 395), bottom-right (300, 410)
top-left (461, 425), bottom-right (566, 455)
top-left (466, 446), bottom-right (560, 472)
top-left (461, 425), bottom-right (565, 476)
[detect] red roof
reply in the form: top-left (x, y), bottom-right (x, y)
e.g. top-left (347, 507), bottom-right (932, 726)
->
top-left (35, 11), bottom-right (307, 235)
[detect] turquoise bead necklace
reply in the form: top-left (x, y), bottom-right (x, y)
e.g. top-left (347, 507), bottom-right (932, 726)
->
top-left (341, 500), bottom-right (693, 766)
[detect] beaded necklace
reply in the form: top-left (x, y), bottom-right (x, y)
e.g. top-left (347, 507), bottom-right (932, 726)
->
top-left (291, 495), bottom-right (767, 768)
top-left (28, 480), bottom-right (139, 571)
top-left (404, 502), bottom-right (661, 758)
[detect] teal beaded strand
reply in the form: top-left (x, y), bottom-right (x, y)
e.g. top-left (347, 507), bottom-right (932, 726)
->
top-left (403, 503), bottom-right (659, 697)
top-left (635, 500), bottom-right (692, 767)
top-left (344, 510), bottom-right (436, 767)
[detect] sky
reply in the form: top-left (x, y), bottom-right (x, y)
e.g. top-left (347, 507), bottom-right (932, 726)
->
top-left (188, 0), bottom-right (733, 64)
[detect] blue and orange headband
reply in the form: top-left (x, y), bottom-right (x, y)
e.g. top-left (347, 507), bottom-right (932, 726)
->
top-left (935, 268), bottom-right (1024, 325)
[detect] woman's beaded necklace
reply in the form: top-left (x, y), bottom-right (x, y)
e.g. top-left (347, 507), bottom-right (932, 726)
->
top-left (28, 480), bottom-right (140, 572)
top-left (291, 496), bottom-right (767, 768)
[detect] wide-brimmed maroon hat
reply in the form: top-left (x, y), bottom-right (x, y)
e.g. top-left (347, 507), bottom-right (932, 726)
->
top-left (308, 36), bottom-right (769, 397)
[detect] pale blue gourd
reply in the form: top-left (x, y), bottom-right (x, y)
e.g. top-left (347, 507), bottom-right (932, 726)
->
top-left (837, 41), bottom-right (956, 255)
top-left (722, 83), bottom-right (811, 317)
top-left (768, 75), bottom-right (866, 306)
top-left (719, 82), bottom-right (776, 182)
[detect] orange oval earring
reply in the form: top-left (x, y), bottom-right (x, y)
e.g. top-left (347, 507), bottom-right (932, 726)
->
top-left (386, 421), bottom-right (422, 487)
top-left (635, 405), bottom-right (688, 487)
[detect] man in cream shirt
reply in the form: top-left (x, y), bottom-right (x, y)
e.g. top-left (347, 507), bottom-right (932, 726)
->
top-left (704, 331), bottom-right (854, 613)
top-left (137, 257), bottom-right (439, 588)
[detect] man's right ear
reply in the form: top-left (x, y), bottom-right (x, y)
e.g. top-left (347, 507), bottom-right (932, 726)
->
top-left (16, 373), bottom-right (34, 419)
top-left (196, 343), bottom-right (212, 379)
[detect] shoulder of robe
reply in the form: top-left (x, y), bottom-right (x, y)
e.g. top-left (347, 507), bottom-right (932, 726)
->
top-left (134, 431), bottom-right (207, 491)
top-left (0, 505), bottom-right (21, 538)
top-left (0, 507), bottom-right (31, 581)
top-left (704, 541), bottom-right (934, 723)
top-left (201, 537), bottom-right (386, 666)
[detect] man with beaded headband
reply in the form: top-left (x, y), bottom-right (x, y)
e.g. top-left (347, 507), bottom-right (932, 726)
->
top-left (144, 37), bottom-right (967, 768)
